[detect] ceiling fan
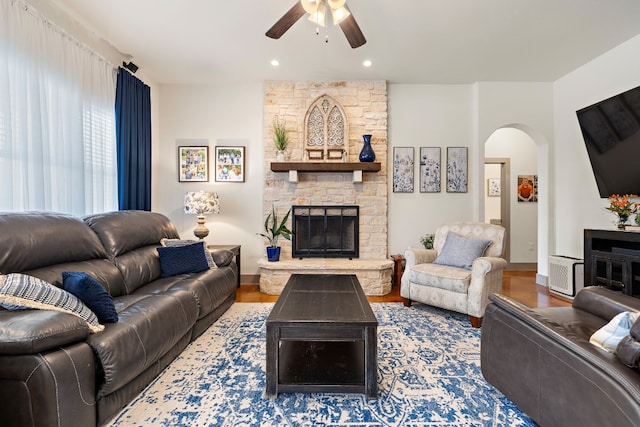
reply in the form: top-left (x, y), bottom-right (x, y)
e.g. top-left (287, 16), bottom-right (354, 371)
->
top-left (266, 0), bottom-right (366, 49)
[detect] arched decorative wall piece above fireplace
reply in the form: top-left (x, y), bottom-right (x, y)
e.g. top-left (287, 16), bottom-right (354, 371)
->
top-left (303, 94), bottom-right (349, 161)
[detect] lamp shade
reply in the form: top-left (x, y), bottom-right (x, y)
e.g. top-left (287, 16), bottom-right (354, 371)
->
top-left (184, 191), bottom-right (220, 215)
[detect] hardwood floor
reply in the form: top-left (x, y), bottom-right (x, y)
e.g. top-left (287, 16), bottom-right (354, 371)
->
top-left (235, 270), bottom-right (572, 309)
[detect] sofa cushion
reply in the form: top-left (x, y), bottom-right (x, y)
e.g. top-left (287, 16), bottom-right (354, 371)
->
top-left (86, 290), bottom-right (198, 397)
top-left (0, 212), bottom-right (108, 273)
top-left (161, 239), bottom-right (216, 268)
top-left (0, 273), bottom-right (103, 333)
top-left (62, 272), bottom-right (118, 323)
top-left (409, 263), bottom-right (471, 293)
top-left (590, 311), bottom-right (640, 353)
top-left (157, 244), bottom-right (210, 277)
top-left (434, 232), bottom-right (492, 270)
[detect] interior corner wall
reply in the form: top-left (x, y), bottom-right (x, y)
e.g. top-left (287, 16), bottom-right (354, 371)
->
top-left (553, 34), bottom-right (640, 259)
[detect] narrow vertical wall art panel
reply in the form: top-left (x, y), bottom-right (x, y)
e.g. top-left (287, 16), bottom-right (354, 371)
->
top-left (420, 147), bottom-right (441, 193)
top-left (393, 147), bottom-right (414, 193)
top-left (446, 147), bottom-right (468, 193)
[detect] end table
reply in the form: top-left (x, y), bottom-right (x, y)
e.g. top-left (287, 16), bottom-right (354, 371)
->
top-left (390, 254), bottom-right (405, 289)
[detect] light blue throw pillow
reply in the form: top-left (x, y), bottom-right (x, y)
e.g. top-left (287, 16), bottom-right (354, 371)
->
top-left (433, 232), bottom-right (492, 270)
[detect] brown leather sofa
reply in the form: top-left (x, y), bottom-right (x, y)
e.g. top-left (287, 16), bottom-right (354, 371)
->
top-left (0, 211), bottom-right (238, 427)
top-left (481, 286), bottom-right (640, 427)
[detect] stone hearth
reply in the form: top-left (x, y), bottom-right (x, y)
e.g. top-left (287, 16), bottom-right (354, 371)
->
top-left (257, 258), bottom-right (393, 296)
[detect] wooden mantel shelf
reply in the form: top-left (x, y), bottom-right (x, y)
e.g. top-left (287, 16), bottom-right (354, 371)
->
top-left (270, 162), bottom-right (381, 173)
top-left (270, 162), bottom-right (381, 183)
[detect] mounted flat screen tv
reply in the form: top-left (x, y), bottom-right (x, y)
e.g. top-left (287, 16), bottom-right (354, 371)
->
top-left (576, 84), bottom-right (640, 198)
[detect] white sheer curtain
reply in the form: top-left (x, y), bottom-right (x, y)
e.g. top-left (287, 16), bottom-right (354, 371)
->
top-left (0, 0), bottom-right (118, 215)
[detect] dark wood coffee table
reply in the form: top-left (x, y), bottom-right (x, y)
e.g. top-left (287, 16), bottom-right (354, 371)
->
top-left (265, 274), bottom-right (378, 399)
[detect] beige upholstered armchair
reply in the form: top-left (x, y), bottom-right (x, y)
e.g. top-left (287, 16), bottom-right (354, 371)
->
top-left (400, 221), bottom-right (507, 327)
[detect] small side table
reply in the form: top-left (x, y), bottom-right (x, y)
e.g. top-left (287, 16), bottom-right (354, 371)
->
top-left (390, 254), bottom-right (405, 289)
top-left (208, 244), bottom-right (241, 288)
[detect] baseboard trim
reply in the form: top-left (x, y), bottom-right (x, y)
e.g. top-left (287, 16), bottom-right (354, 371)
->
top-left (241, 274), bottom-right (260, 284)
top-left (506, 263), bottom-right (537, 271)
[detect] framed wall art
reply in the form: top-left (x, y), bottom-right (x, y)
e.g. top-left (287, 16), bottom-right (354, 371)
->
top-left (419, 147), bottom-right (441, 193)
top-left (517, 174), bottom-right (538, 202)
top-left (488, 178), bottom-right (501, 196)
top-left (393, 147), bottom-right (414, 193)
top-left (178, 146), bottom-right (209, 182)
top-left (215, 146), bottom-right (245, 182)
top-left (446, 147), bottom-right (468, 193)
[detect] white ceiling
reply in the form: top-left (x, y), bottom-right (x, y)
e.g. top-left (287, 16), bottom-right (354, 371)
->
top-left (51, 0), bottom-right (640, 85)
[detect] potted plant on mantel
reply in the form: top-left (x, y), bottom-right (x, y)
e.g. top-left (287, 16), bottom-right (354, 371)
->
top-left (272, 118), bottom-right (290, 162)
top-left (258, 205), bottom-right (292, 262)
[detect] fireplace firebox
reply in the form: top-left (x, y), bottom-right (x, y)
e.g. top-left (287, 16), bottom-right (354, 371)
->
top-left (292, 205), bottom-right (359, 259)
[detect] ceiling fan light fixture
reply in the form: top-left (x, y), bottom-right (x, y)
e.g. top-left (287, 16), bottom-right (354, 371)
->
top-left (300, 0), bottom-right (318, 14)
top-left (331, 6), bottom-right (350, 25)
top-left (327, 0), bottom-right (346, 9)
top-left (307, 2), bottom-right (327, 27)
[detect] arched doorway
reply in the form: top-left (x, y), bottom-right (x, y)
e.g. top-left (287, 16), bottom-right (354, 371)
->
top-left (484, 127), bottom-right (539, 269)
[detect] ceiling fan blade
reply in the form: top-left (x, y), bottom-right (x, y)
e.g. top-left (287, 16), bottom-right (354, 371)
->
top-left (339, 12), bottom-right (366, 48)
top-left (266, 2), bottom-right (306, 39)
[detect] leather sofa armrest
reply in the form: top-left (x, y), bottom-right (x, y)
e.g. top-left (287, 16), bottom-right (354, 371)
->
top-left (572, 286), bottom-right (640, 322)
top-left (208, 249), bottom-right (234, 267)
top-left (0, 310), bottom-right (89, 355)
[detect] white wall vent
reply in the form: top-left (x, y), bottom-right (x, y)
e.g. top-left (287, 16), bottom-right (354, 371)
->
top-left (548, 255), bottom-right (584, 298)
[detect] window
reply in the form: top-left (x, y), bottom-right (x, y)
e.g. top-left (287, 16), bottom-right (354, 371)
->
top-left (0, 0), bottom-right (118, 215)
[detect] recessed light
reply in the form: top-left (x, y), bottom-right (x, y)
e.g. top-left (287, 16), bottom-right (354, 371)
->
top-left (270, 59), bottom-right (280, 67)
top-left (363, 59), bottom-right (372, 67)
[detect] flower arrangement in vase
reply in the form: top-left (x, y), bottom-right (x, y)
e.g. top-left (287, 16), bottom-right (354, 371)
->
top-left (606, 194), bottom-right (639, 230)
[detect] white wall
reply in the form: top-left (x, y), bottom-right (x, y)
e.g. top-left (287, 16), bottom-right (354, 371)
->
top-left (553, 34), bottom-right (640, 258)
top-left (387, 84), bottom-right (475, 254)
top-left (485, 128), bottom-right (538, 263)
top-left (156, 83), bottom-right (265, 277)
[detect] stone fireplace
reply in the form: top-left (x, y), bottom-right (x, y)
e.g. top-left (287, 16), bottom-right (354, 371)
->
top-left (260, 81), bottom-right (392, 295)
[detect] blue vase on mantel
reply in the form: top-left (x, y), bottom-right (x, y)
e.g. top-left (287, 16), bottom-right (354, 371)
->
top-left (359, 134), bottom-right (376, 162)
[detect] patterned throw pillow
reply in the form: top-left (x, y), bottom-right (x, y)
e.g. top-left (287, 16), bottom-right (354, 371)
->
top-left (0, 273), bottom-right (104, 333)
top-left (160, 238), bottom-right (217, 268)
top-left (433, 232), bottom-right (492, 270)
top-left (157, 243), bottom-right (210, 278)
top-left (62, 271), bottom-right (118, 323)
top-left (590, 311), bottom-right (640, 353)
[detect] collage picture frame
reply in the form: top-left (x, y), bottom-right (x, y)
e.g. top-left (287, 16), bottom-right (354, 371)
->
top-left (178, 146), bottom-right (209, 182)
top-left (215, 146), bottom-right (245, 182)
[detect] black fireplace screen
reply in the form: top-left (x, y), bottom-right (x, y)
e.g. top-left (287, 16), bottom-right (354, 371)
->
top-left (292, 205), bottom-right (359, 259)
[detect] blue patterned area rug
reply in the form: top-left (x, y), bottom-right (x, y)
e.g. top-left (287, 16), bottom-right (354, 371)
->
top-left (107, 303), bottom-right (535, 426)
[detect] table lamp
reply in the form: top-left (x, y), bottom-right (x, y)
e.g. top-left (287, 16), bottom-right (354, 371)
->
top-left (184, 191), bottom-right (220, 239)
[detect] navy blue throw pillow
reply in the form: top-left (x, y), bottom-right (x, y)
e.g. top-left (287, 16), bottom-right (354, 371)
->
top-left (157, 243), bottom-right (210, 278)
top-left (62, 271), bottom-right (118, 323)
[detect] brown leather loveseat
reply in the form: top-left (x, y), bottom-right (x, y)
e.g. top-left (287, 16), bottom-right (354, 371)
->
top-left (481, 286), bottom-right (640, 426)
top-left (0, 211), bottom-right (238, 426)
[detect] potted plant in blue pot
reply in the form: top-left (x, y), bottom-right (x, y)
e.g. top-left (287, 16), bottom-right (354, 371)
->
top-left (258, 205), bottom-right (292, 262)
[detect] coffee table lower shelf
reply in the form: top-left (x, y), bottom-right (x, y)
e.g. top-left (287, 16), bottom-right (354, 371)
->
top-left (276, 340), bottom-right (366, 394)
